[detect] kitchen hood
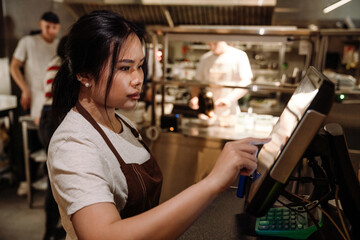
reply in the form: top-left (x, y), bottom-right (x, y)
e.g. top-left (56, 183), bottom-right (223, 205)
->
top-left (63, 0), bottom-right (276, 27)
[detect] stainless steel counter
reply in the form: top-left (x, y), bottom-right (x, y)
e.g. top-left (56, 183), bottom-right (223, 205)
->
top-left (142, 114), bottom-right (277, 202)
top-left (0, 95), bottom-right (17, 182)
top-left (0, 95), bottom-right (17, 113)
top-left (180, 114), bottom-right (277, 141)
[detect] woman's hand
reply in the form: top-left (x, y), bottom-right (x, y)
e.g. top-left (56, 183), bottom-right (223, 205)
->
top-left (206, 137), bottom-right (271, 193)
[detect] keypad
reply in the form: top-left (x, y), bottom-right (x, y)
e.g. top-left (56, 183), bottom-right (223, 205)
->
top-left (257, 207), bottom-right (308, 231)
top-left (255, 206), bottom-right (322, 239)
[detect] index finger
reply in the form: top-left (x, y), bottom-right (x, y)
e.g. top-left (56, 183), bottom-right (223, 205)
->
top-left (242, 137), bottom-right (272, 146)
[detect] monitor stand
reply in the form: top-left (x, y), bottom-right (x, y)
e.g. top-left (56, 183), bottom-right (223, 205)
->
top-left (286, 123), bottom-right (360, 240)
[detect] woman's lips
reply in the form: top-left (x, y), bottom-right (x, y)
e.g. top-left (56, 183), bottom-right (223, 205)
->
top-left (127, 93), bottom-right (140, 100)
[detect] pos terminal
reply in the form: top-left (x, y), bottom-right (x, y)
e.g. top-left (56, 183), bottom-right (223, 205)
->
top-left (241, 66), bottom-right (360, 239)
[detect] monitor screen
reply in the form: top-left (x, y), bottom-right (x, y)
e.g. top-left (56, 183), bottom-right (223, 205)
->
top-left (257, 74), bottom-right (318, 174)
top-left (245, 66), bottom-right (335, 217)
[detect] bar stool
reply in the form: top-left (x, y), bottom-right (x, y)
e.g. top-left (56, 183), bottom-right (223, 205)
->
top-left (19, 115), bottom-right (47, 208)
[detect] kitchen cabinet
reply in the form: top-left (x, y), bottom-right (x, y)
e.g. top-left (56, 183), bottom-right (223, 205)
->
top-left (317, 29), bottom-right (360, 86)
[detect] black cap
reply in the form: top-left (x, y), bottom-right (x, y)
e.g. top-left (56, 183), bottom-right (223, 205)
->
top-left (41, 11), bottom-right (60, 24)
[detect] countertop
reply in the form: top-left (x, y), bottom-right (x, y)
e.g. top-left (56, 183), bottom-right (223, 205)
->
top-left (179, 188), bottom-right (258, 240)
top-left (179, 188), bottom-right (347, 240)
top-left (0, 95), bottom-right (17, 112)
top-left (179, 114), bottom-right (278, 141)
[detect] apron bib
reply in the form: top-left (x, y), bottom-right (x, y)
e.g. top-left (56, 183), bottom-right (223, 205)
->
top-left (76, 102), bottom-right (163, 218)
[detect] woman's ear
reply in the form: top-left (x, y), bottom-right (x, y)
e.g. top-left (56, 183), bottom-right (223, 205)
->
top-left (76, 73), bottom-right (93, 88)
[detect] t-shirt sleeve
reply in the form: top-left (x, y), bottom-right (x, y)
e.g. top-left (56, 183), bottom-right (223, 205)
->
top-left (13, 37), bottom-right (27, 62)
top-left (49, 137), bottom-right (115, 216)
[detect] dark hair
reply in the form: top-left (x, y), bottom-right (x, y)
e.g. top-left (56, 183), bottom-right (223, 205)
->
top-left (41, 11), bottom-right (60, 24)
top-left (52, 10), bottom-right (147, 124)
top-left (57, 36), bottom-right (68, 60)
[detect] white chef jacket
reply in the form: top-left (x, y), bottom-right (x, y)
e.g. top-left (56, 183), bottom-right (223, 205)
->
top-left (196, 45), bottom-right (253, 116)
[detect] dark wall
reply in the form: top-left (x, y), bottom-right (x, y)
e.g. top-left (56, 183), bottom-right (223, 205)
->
top-left (0, 0), bottom-right (5, 57)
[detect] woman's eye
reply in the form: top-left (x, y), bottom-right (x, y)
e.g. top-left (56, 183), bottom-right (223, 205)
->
top-left (119, 66), bottom-right (130, 71)
top-left (137, 64), bottom-right (144, 70)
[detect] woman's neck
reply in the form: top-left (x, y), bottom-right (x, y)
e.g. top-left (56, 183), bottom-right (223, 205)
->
top-left (77, 98), bottom-right (122, 133)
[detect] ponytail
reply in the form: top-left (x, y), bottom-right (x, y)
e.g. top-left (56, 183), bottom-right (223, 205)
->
top-left (52, 58), bottom-right (80, 126)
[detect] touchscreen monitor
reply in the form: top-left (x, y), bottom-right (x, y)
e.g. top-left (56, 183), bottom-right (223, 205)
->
top-left (245, 66), bottom-right (335, 217)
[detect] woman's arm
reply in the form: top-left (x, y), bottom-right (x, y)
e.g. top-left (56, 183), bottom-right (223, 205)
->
top-left (72, 137), bottom-right (270, 240)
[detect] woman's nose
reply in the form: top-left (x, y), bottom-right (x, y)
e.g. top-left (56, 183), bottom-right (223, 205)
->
top-left (131, 70), bottom-right (143, 88)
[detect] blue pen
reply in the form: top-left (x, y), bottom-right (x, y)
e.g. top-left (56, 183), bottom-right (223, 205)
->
top-left (236, 175), bottom-right (247, 198)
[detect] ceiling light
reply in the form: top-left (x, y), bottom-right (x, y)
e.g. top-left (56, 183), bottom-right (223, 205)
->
top-left (323, 0), bottom-right (352, 14)
top-left (257, 0), bottom-right (264, 6)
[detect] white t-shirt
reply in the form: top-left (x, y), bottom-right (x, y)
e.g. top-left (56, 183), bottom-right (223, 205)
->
top-left (47, 109), bottom-right (150, 240)
top-left (196, 45), bottom-right (253, 115)
top-left (13, 34), bottom-right (59, 118)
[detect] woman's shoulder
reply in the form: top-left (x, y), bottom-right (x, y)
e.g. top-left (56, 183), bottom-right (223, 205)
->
top-left (48, 110), bottom-right (102, 164)
top-left (58, 109), bottom-right (88, 129)
top-left (51, 110), bottom-right (95, 145)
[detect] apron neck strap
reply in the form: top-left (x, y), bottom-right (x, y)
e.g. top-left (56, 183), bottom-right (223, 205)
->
top-left (115, 114), bottom-right (151, 153)
top-left (75, 101), bottom-right (125, 165)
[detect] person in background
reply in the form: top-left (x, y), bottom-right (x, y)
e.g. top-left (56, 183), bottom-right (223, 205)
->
top-left (48, 10), bottom-right (269, 239)
top-left (189, 41), bottom-right (253, 117)
top-left (10, 11), bottom-right (61, 194)
top-left (38, 36), bottom-right (68, 240)
top-left (10, 11), bottom-right (61, 120)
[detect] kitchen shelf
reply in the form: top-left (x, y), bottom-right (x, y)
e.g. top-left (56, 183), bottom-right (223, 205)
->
top-left (152, 79), bottom-right (297, 94)
top-left (147, 27), bottom-right (360, 125)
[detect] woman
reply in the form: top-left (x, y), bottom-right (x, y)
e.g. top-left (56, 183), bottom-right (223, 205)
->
top-left (48, 10), bottom-right (270, 240)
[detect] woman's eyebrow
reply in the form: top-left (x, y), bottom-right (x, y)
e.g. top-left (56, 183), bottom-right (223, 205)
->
top-left (118, 57), bottom-right (145, 63)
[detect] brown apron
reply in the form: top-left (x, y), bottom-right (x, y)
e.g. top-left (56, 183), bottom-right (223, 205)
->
top-left (76, 102), bottom-right (163, 218)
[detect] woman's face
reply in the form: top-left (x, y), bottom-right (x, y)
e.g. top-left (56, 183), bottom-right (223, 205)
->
top-left (94, 34), bottom-right (145, 110)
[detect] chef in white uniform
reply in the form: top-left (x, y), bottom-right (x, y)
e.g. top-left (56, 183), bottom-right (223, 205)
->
top-left (190, 41), bottom-right (253, 117)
